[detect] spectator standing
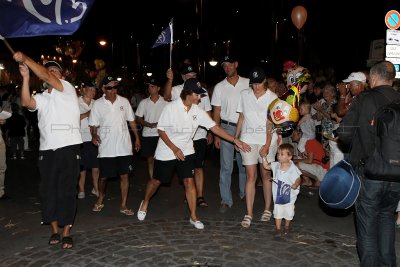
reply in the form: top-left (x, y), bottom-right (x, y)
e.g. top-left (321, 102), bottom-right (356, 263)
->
top-left (0, 117), bottom-right (8, 200)
top-left (15, 54), bottom-right (82, 249)
top-left (336, 72), bottom-right (367, 117)
top-left (6, 103), bottom-right (26, 160)
top-left (89, 76), bottom-right (141, 216)
top-left (77, 81), bottom-right (99, 199)
top-left (338, 61), bottom-right (400, 266)
top-left (211, 55), bottom-right (250, 213)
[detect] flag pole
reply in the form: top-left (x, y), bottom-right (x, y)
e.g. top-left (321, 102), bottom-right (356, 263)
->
top-left (0, 35), bottom-right (15, 55)
top-left (169, 18), bottom-right (173, 69)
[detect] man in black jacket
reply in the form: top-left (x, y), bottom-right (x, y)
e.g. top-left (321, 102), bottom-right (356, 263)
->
top-left (338, 60), bottom-right (400, 266)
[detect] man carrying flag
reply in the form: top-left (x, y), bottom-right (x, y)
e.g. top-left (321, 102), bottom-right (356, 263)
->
top-left (14, 52), bottom-right (82, 250)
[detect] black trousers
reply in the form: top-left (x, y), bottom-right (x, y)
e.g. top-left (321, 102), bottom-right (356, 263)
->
top-left (38, 144), bottom-right (81, 226)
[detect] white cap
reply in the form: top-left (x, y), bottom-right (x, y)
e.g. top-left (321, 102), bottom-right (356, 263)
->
top-left (342, 72), bottom-right (366, 83)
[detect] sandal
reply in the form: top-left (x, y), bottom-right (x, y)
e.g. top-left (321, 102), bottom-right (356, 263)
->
top-left (260, 210), bottom-right (272, 222)
top-left (92, 203), bottom-right (104, 212)
top-left (48, 233), bottom-right (60, 245)
top-left (241, 215), bottom-right (252, 228)
top-left (120, 208), bottom-right (134, 216)
top-left (197, 197), bottom-right (208, 207)
top-left (61, 236), bottom-right (73, 249)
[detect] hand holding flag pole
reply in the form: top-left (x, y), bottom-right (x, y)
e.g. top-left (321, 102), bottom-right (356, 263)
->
top-left (0, 35), bottom-right (15, 55)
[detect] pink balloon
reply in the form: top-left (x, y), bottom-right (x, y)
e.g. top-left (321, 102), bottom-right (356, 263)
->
top-left (291, 6), bottom-right (307, 30)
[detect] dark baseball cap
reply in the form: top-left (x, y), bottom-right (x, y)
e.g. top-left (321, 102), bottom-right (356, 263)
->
top-left (145, 76), bottom-right (162, 87)
top-left (183, 78), bottom-right (207, 95)
top-left (181, 64), bottom-right (197, 75)
top-left (44, 61), bottom-right (62, 71)
top-left (102, 76), bottom-right (119, 86)
top-left (249, 67), bottom-right (266, 84)
top-left (82, 80), bottom-right (96, 88)
top-left (220, 55), bottom-right (236, 66)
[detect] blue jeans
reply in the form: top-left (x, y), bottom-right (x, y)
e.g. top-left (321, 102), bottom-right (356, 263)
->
top-left (219, 124), bottom-right (246, 207)
top-left (355, 177), bottom-right (400, 267)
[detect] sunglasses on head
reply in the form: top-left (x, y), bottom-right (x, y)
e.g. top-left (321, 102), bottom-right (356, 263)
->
top-left (104, 85), bottom-right (118, 90)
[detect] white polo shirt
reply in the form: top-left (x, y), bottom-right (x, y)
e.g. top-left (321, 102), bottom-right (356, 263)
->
top-left (171, 83), bottom-right (212, 141)
top-left (211, 76), bottom-right (249, 123)
top-left (135, 95), bottom-right (168, 137)
top-left (89, 95), bottom-right (135, 157)
top-left (237, 88), bottom-right (278, 144)
top-left (33, 79), bottom-right (82, 150)
top-left (79, 96), bottom-right (94, 142)
top-left (155, 98), bottom-right (216, 160)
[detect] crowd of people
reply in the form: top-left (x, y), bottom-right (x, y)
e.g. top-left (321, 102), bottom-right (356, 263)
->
top-left (2, 51), bottom-right (400, 265)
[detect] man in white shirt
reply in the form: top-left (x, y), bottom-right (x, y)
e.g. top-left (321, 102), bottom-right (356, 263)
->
top-left (211, 55), bottom-right (250, 213)
top-left (164, 64), bottom-right (212, 206)
top-left (89, 76), bottom-right (141, 216)
top-left (137, 78), bottom-right (250, 229)
top-left (135, 77), bottom-right (168, 180)
top-left (15, 54), bottom-right (82, 249)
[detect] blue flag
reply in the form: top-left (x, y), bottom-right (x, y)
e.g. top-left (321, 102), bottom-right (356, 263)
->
top-left (0, 0), bottom-right (94, 38)
top-left (151, 21), bottom-right (173, 48)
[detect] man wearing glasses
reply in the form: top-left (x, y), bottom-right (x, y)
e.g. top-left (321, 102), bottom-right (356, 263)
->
top-left (89, 76), bottom-right (141, 216)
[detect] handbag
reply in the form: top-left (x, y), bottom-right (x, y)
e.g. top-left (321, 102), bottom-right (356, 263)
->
top-left (319, 159), bottom-right (361, 209)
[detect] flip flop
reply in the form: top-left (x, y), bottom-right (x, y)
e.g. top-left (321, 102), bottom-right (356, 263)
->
top-left (92, 203), bottom-right (104, 212)
top-left (120, 208), bottom-right (134, 216)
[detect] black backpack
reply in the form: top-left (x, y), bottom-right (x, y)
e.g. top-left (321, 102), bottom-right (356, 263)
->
top-left (364, 90), bottom-right (400, 182)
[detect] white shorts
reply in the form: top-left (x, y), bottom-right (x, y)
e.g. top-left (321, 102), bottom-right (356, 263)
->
top-left (240, 142), bottom-right (278, 165)
top-left (273, 203), bottom-right (295, 220)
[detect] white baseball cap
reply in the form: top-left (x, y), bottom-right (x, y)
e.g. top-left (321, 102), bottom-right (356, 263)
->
top-left (342, 72), bottom-right (366, 83)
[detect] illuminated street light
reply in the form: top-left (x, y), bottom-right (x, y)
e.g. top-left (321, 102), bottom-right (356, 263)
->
top-left (99, 40), bottom-right (107, 46)
top-left (209, 60), bottom-right (218, 67)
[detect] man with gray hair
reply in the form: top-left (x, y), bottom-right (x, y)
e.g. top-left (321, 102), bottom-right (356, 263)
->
top-left (338, 61), bottom-right (400, 266)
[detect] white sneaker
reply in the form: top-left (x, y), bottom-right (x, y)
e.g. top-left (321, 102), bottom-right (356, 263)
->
top-left (190, 218), bottom-right (204, 230)
top-left (77, 192), bottom-right (85, 199)
top-left (137, 201), bottom-right (147, 221)
top-left (91, 188), bottom-right (99, 197)
top-left (11, 155), bottom-right (17, 160)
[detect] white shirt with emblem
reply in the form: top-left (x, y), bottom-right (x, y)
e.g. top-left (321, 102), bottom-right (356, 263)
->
top-left (155, 98), bottom-right (216, 160)
top-left (89, 95), bottom-right (135, 157)
top-left (171, 84), bottom-right (212, 140)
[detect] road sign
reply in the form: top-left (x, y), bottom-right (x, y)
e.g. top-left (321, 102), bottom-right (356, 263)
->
top-left (387, 29), bottom-right (400, 45)
top-left (386, 44), bottom-right (400, 57)
top-left (385, 10), bottom-right (400, 30)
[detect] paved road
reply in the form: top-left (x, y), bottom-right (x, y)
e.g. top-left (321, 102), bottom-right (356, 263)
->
top-left (0, 147), bottom-right (399, 266)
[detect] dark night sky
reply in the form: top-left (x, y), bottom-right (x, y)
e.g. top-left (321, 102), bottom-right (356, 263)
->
top-left (1, 0), bottom-right (400, 84)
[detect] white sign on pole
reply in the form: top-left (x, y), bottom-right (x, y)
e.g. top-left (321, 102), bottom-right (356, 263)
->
top-left (387, 29), bottom-right (400, 45)
top-left (386, 44), bottom-right (400, 57)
